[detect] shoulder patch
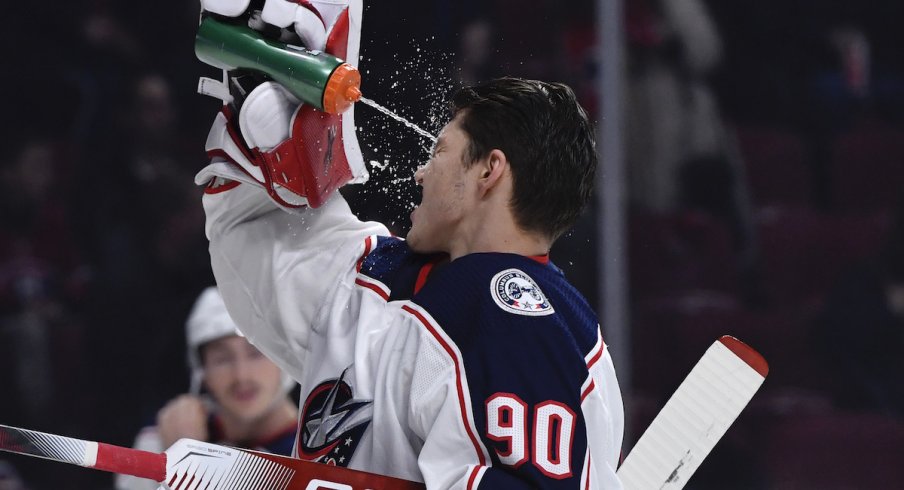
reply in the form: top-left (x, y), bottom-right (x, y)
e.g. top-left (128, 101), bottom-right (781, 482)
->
top-left (490, 268), bottom-right (555, 316)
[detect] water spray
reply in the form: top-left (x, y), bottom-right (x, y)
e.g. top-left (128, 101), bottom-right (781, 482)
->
top-left (195, 16), bottom-right (436, 142)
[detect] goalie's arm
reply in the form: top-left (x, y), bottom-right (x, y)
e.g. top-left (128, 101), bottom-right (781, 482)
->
top-left (203, 181), bottom-right (387, 383)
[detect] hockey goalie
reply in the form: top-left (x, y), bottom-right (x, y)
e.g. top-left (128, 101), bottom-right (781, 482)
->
top-left (194, 0), bottom-right (625, 488)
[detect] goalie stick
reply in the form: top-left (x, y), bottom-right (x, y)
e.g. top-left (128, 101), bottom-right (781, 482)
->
top-left (1, 335), bottom-right (766, 489)
top-left (616, 335), bottom-right (769, 489)
top-left (0, 428), bottom-right (424, 490)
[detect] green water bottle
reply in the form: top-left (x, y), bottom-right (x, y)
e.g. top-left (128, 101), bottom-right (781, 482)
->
top-left (195, 16), bottom-right (362, 114)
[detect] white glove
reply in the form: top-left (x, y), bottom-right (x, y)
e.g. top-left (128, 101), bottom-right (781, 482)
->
top-left (201, 0), bottom-right (336, 51)
top-left (195, 0), bottom-right (367, 210)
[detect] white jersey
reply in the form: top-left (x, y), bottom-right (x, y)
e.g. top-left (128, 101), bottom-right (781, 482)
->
top-left (202, 181), bottom-right (624, 489)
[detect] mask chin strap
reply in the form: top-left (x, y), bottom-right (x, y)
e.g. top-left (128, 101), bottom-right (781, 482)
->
top-left (197, 76), bottom-right (234, 104)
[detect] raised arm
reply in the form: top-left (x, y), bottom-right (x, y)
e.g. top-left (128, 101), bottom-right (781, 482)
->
top-left (203, 181), bottom-right (385, 381)
top-left (194, 0), bottom-right (381, 381)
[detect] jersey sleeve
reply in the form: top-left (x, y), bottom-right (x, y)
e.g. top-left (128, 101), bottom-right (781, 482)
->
top-left (202, 183), bottom-right (388, 383)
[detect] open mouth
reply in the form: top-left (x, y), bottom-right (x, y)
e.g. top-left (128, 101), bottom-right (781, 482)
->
top-left (231, 386), bottom-right (260, 403)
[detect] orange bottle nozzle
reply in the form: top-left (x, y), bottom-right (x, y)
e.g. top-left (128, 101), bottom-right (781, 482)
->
top-left (346, 86), bottom-right (362, 102)
top-left (323, 63), bottom-right (362, 114)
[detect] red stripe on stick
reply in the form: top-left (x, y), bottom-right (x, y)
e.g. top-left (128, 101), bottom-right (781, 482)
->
top-left (174, 470), bottom-right (189, 490)
top-left (95, 443), bottom-right (166, 483)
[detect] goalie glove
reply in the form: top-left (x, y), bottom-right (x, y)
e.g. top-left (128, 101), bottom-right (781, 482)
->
top-left (201, 0), bottom-right (335, 51)
top-left (195, 0), bottom-right (367, 210)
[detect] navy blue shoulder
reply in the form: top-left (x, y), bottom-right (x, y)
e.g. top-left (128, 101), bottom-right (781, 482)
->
top-left (357, 236), bottom-right (442, 301)
top-left (412, 253), bottom-right (600, 359)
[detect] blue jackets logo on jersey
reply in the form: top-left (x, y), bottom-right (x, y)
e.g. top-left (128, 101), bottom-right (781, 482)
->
top-left (298, 368), bottom-right (373, 467)
top-left (491, 268), bottom-right (555, 316)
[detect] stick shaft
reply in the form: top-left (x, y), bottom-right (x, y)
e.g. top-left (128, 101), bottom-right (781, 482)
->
top-left (0, 426), bottom-right (423, 489)
top-left (5, 336), bottom-right (765, 490)
top-left (0, 424), bottom-right (166, 482)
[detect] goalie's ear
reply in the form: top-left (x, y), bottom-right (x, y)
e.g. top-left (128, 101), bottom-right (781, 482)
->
top-left (475, 149), bottom-right (509, 198)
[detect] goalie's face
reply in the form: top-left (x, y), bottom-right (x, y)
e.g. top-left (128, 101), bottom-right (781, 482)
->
top-left (408, 117), bottom-right (481, 256)
top-left (201, 336), bottom-right (286, 422)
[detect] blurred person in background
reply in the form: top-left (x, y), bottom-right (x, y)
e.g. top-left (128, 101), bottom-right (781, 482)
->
top-left (455, 18), bottom-right (496, 86)
top-left (624, 0), bottom-right (762, 303)
top-left (0, 136), bottom-right (89, 429)
top-left (812, 192), bottom-right (904, 418)
top-left (79, 72), bottom-right (213, 446)
top-left (625, 0), bottom-right (725, 213)
top-left (0, 461), bottom-right (27, 490)
top-left (116, 287), bottom-right (298, 490)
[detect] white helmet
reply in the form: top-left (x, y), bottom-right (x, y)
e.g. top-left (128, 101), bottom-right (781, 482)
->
top-left (186, 287), bottom-right (295, 396)
top-left (186, 287), bottom-right (242, 394)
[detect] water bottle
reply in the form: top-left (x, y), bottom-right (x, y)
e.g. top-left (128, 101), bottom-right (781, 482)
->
top-left (195, 16), bottom-right (362, 114)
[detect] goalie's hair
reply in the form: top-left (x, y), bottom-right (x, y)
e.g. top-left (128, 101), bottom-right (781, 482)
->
top-left (450, 78), bottom-right (597, 242)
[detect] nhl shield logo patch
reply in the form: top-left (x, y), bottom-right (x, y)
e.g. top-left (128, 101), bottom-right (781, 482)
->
top-left (491, 269), bottom-right (555, 316)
